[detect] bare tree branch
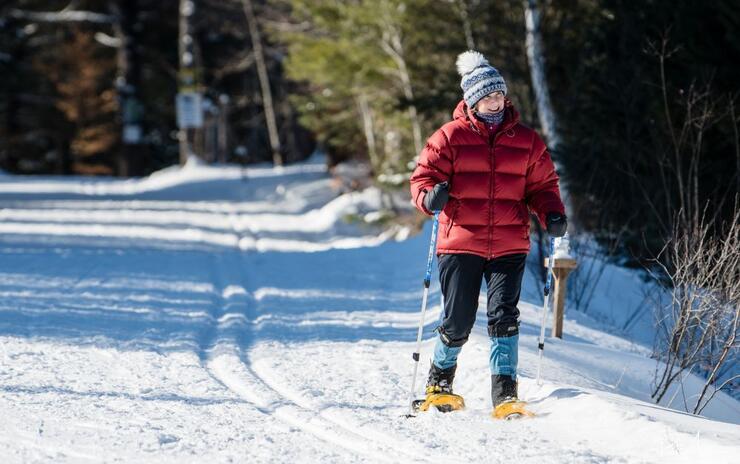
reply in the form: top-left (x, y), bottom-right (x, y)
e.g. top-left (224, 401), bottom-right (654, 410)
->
top-left (9, 9), bottom-right (116, 24)
top-left (94, 32), bottom-right (122, 48)
top-left (652, 204), bottom-right (740, 411)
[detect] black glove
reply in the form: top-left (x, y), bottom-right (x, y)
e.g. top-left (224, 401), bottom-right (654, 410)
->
top-left (546, 212), bottom-right (567, 237)
top-left (423, 182), bottom-right (449, 212)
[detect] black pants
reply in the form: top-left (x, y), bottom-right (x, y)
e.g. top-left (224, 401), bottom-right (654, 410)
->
top-left (437, 253), bottom-right (526, 346)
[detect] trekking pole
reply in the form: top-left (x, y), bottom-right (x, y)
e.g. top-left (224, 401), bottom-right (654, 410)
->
top-left (536, 237), bottom-right (556, 386)
top-left (406, 211), bottom-right (441, 416)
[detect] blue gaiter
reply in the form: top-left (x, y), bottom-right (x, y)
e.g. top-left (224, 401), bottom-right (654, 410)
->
top-left (432, 334), bottom-right (462, 370)
top-left (489, 334), bottom-right (518, 377)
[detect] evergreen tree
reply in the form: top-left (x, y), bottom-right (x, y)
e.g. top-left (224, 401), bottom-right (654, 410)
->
top-left (35, 28), bottom-right (119, 174)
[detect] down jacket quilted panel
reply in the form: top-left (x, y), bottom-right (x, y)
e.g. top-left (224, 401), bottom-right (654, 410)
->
top-left (410, 99), bottom-right (564, 259)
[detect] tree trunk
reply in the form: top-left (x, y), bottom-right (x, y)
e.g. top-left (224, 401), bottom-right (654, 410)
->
top-left (379, 23), bottom-right (422, 157)
top-left (218, 95), bottom-right (230, 163)
top-left (111, 0), bottom-right (144, 177)
top-left (523, 0), bottom-right (560, 151)
top-left (356, 93), bottom-right (380, 172)
top-left (524, 0), bottom-right (570, 210)
top-left (457, 0), bottom-right (476, 50)
top-left (4, 74), bottom-right (20, 173)
top-left (241, 0), bottom-right (283, 166)
top-left (178, 0), bottom-right (200, 165)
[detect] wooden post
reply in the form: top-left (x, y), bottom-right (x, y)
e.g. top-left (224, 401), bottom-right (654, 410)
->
top-left (178, 0), bottom-right (203, 165)
top-left (544, 257), bottom-right (577, 338)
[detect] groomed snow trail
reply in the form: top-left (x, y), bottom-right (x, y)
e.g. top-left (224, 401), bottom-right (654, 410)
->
top-left (0, 158), bottom-right (738, 463)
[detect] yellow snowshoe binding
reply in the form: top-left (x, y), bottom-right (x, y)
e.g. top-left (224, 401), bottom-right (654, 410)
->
top-left (412, 363), bottom-right (465, 413)
top-left (412, 385), bottom-right (466, 413)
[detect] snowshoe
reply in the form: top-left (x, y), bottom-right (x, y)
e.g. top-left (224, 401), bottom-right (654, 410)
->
top-left (412, 363), bottom-right (465, 413)
top-left (491, 398), bottom-right (534, 420)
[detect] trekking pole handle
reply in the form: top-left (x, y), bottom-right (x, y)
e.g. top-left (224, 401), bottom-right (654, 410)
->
top-left (544, 237), bottom-right (555, 296)
top-left (423, 212), bottom-right (441, 288)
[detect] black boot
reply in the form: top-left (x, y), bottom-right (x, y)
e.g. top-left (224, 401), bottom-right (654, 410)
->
top-left (426, 363), bottom-right (457, 394)
top-left (491, 374), bottom-right (517, 407)
top-left (412, 363), bottom-right (464, 413)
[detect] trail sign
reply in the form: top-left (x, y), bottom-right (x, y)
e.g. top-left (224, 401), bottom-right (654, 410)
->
top-left (176, 92), bottom-right (203, 129)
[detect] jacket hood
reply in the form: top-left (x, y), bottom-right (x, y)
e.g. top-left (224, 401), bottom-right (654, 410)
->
top-left (452, 99), bottom-right (520, 135)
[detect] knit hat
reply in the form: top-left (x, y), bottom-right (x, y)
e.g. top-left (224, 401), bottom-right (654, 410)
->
top-left (456, 50), bottom-right (507, 109)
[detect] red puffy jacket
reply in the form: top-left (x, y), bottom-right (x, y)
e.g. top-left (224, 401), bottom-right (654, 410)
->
top-left (410, 99), bottom-right (565, 259)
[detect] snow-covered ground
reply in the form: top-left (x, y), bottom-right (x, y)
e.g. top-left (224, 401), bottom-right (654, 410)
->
top-left (0, 156), bottom-right (738, 463)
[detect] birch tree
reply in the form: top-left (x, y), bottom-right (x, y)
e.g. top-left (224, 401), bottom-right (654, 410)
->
top-left (378, 0), bottom-right (422, 157)
top-left (455, 0), bottom-right (476, 50)
top-left (523, 0), bottom-right (560, 151)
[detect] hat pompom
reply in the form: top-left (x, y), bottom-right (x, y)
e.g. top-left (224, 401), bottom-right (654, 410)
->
top-left (456, 50), bottom-right (488, 76)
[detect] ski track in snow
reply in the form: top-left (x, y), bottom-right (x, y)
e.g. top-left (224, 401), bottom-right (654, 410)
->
top-left (198, 216), bottom-right (434, 464)
top-left (0, 158), bottom-right (738, 463)
top-left (186, 197), bottom-right (419, 462)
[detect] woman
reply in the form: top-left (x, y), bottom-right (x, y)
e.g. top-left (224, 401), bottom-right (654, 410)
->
top-left (409, 50), bottom-right (567, 413)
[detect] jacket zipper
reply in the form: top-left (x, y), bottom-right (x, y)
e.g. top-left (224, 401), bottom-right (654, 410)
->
top-left (488, 129), bottom-right (506, 259)
top-left (488, 137), bottom-right (494, 258)
top-left (470, 109), bottom-right (514, 259)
